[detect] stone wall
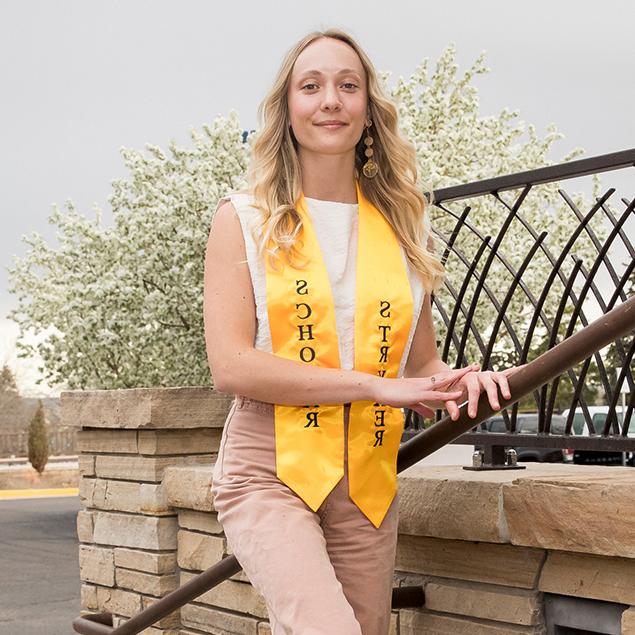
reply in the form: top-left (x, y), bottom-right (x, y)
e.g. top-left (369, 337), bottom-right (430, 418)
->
top-left (63, 386), bottom-right (635, 634)
top-left (63, 387), bottom-right (232, 635)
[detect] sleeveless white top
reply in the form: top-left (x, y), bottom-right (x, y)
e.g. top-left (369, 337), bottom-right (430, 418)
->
top-left (216, 190), bottom-right (429, 377)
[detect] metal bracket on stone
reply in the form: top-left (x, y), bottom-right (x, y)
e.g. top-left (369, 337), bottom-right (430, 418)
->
top-left (463, 445), bottom-right (526, 470)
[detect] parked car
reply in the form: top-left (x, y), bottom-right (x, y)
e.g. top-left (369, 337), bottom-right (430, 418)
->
top-left (560, 406), bottom-right (633, 466)
top-left (475, 413), bottom-right (568, 463)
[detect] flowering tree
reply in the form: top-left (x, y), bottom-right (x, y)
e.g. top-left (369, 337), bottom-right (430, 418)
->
top-left (7, 44), bottom-right (610, 397)
top-left (8, 112), bottom-right (250, 390)
top-left (387, 44), bottom-right (610, 407)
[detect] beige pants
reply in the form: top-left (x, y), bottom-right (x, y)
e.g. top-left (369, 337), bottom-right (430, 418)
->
top-left (211, 395), bottom-right (399, 635)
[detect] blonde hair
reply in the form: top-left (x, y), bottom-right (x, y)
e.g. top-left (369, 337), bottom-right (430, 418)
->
top-left (238, 27), bottom-right (446, 295)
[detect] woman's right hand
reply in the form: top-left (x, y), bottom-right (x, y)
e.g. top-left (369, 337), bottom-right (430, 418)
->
top-left (371, 364), bottom-right (480, 421)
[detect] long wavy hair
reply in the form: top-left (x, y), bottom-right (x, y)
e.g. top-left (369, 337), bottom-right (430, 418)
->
top-left (237, 27), bottom-right (446, 295)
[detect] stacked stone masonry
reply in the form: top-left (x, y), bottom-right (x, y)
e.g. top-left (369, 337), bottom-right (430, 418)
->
top-left (62, 386), bottom-right (635, 634)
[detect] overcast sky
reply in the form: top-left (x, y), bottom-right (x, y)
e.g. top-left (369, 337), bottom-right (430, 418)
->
top-left (1, 1), bottom-right (633, 395)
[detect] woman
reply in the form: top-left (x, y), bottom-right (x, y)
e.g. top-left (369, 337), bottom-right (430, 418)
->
top-left (203, 28), bottom-right (517, 635)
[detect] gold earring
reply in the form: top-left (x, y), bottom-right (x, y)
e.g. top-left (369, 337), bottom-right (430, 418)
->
top-left (362, 123), bottom-right (378, 178)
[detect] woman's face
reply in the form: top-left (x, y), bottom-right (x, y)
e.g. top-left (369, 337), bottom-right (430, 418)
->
top-left (287, 37), bottom-right (369, 159)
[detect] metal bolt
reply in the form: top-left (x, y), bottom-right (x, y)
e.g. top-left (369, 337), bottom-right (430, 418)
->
top-left (472, 449), bottom-right (484, 467)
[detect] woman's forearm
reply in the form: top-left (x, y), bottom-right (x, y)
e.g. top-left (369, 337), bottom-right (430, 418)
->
top-left (214, 347), bottom-right (381, 405)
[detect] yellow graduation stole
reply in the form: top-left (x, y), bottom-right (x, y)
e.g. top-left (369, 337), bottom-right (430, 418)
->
top-left (264, 180), bottom-right (413, 528)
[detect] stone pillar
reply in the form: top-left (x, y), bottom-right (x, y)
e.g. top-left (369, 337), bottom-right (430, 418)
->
top-left (393, 462), bottom-right (635, 634)
top-left (62, 386), bottom-right (232, 635)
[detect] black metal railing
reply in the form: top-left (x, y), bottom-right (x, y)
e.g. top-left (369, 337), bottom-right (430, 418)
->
top-left (405, 148), bottom-right (635, 465)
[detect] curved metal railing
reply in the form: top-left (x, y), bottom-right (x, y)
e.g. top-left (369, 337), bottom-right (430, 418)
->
top-left (405, 148), bottom-right (635, 462)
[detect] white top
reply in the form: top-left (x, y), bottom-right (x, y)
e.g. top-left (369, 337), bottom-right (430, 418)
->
top-left (216, 190), bottom-right (428, 377)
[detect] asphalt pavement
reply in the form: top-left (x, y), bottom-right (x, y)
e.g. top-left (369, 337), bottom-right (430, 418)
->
top-left (0, 494), bottom-right (82, 635)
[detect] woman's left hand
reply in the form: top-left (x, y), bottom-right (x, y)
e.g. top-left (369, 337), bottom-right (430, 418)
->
top-left (439, 363), bottom-right (528, 422)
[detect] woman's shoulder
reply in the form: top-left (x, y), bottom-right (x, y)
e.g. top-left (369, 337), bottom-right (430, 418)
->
top-left (213, 188), bottom-right (264, 256)
top-left (214, 187), bottom-right (257, 216)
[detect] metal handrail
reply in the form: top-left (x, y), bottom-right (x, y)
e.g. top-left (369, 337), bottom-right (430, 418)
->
top-left (72, 295), bottom-right (635, 634)
top-left (431, 147), bottom-right (635, 203)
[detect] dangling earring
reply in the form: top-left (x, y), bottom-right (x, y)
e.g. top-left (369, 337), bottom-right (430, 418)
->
top-left (362, 122), bottom-right (378, 179)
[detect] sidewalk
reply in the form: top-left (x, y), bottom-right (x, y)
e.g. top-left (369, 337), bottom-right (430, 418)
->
top-left (0, 487), bottom-right (79, 500)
